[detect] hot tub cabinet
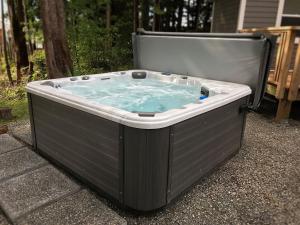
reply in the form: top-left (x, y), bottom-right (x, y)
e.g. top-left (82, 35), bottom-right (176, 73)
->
top-left (27, 31), bottom-right (273, 211)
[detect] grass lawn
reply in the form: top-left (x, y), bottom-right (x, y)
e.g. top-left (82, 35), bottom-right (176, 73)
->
top-left (0, 98), bottom-right (28, 125)
top-left (0, 74), bottom-right (29, 125)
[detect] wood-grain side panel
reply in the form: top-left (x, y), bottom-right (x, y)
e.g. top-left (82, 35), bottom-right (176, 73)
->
top-left (31, 94), bottom-right (121, 199)
top-left (169, 98), bottom-right (247, 200)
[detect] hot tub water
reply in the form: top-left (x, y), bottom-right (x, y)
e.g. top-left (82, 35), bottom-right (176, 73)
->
top-left (59, 76), bottom-right (203, 113)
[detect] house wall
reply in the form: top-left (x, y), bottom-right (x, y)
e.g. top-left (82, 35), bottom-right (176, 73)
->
top-left (211, 0), bottom-right (298, 69)
top-left (243, 0), bottom-right (279, 28)
top-left (211, 0), bottom-right (240, 32)
top-left (283, 0), bottom-right (300, 14)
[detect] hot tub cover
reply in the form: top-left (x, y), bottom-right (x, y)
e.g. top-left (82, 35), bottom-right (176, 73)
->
top-left (133, 29), bottom-right (274, 109)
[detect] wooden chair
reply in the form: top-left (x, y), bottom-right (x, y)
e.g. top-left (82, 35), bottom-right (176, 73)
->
top-left (240, 26), bottom-right (300, 121)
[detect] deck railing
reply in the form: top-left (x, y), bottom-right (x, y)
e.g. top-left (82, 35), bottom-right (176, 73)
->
top-left (240, 26), bottom-right (300, 121)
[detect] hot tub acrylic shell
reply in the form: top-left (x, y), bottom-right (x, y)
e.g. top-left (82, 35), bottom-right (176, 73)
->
top-left (27, 31), bottom-right (273, 211)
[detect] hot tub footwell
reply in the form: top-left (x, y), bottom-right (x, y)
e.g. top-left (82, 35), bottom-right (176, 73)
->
top-left (28, 93), bottom-right (248, 211)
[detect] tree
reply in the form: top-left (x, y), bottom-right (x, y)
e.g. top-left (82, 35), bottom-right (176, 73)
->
top-left (40, 0), bottom-right (73, 78)
top-left (194, 0), bottom-right (201, 30)
top-left (133, 0), bottom-right (139, 32)
top-left (106, 0), bottom-right (111, 29)
top-left (7, 0), bottom-right (29, 83)
top-left (152, 0), bottom-right (161, 31)
top-left (176, 0), bottom-right (183, 31)
top-left (1, 0), bottom-right (13, 85)
top-left (26, 0), bottom-right (42, 51)
top-left (141, 0), bottom-right (149, 29)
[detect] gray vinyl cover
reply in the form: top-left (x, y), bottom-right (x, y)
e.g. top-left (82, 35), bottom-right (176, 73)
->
top-left (132, 31), bottom-right (273, 109)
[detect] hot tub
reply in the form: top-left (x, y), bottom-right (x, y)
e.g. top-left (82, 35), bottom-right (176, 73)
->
top-left (27, 31), bottom-right (273, 211)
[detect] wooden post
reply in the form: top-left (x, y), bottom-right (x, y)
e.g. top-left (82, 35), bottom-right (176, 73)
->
top-left (288, 41), bottom-right (300, 101)
top-left (274, 32), bottom-right (285, 82)
top-left (239, 26), bottom-right (300, 122)
top-left (275, 30), bottom-right (295, 99)
top-left (275, 99), bottom-right (292, 121)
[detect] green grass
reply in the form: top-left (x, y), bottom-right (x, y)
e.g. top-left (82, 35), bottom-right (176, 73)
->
top-left (0, 98), bottom-right (29, 125)
top-left (0, 74), bottom-right (29, 125)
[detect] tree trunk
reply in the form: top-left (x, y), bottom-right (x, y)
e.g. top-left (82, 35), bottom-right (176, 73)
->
top-left (7, 37), bottom-right (13, 60)
top-left (106, 0), bottom-right (112, 70)
top-left (8, 0), bottom-right (28, 62)
top-left (106, 0), bottom-right (111, 29)
top-left (171, 5), bottom-right (177, 30)
top-left (0, 125), bottom-right (8, 134)
top-left (194, 0), bottom-right (201, 31)
top-left (177, 0), bottom-right (183, 31)
top-left (23, 0), bottom-right (33, 55)
top-left (16, 0), bottom-right (28, 65)
top-left (133, 0), bottom-right (139, 32)
top-left (0, 107), bottom-right (13, 120)
top-left (165, 5), bottom-right (170, 31)
top-left (40, 0), bottom-right (73, 78)
top-left (1, 0), bottom-right (13, 85)
top-left (152, 0), bottom-right (161, 31)
top-left (142, 0), bottom-right (149, 29)
top-left (7, 0), bottom-right (29, 83)
top-left (187, 0), bottom-right (191, 29)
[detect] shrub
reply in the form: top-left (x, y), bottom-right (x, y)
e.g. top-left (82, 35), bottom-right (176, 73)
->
top-left (30, 50), bottom-right (47, 81)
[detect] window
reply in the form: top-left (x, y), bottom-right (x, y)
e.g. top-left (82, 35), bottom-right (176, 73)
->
top-left (277, 0), bottom-right (300, 26)
top-left (281, 16), bottom-right (300, 26)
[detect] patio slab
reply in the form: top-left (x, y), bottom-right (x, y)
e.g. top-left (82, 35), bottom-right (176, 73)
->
top-left (0, 147), bottom-right (47, 182)
top-left (0, 165), bottom-right (81, 220)
top-left (10, 123), bottom-right (32, 146)
top-left (0, 134), bottom-right (24, 155)
top-left (16, 189), bottom-right (126, 225)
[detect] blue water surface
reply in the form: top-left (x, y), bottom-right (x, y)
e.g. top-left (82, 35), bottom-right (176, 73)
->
top-left (60, 77), bottom-right (201, 113)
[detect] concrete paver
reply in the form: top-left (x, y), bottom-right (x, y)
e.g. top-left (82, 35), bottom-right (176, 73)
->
top-left (0, 134), bottom-right (24, 155)
top-left (11, 124), bottom-right (32, 146)
top-left (0, 147), bottom-right (47, 181)
top-left (0, 165), bottom-right (80, 220)
top-left (16, 189), bottom-right (127, 225)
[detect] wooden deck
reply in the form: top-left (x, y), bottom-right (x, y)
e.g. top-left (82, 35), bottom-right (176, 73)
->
top-left (267, 70), bottom-right (300, 100)
top-left (241, 26), bottom-right (300, 121)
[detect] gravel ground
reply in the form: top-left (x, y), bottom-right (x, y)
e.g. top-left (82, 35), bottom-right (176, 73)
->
top-left (5, 112), bottom-right (300, 225)
top-left (121, 113), bottom-right (300, 225)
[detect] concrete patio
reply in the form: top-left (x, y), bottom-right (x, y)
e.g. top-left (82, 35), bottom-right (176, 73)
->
top-left (0, 134), bottom-right (127, 225)
top-left (0, 112), bottom-right (299, 225)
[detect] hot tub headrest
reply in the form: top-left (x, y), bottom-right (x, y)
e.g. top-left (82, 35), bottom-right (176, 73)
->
top-left (40, 81), bottom-right (55, 87)
top-left (132, 71), bottom-right (147, 79)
